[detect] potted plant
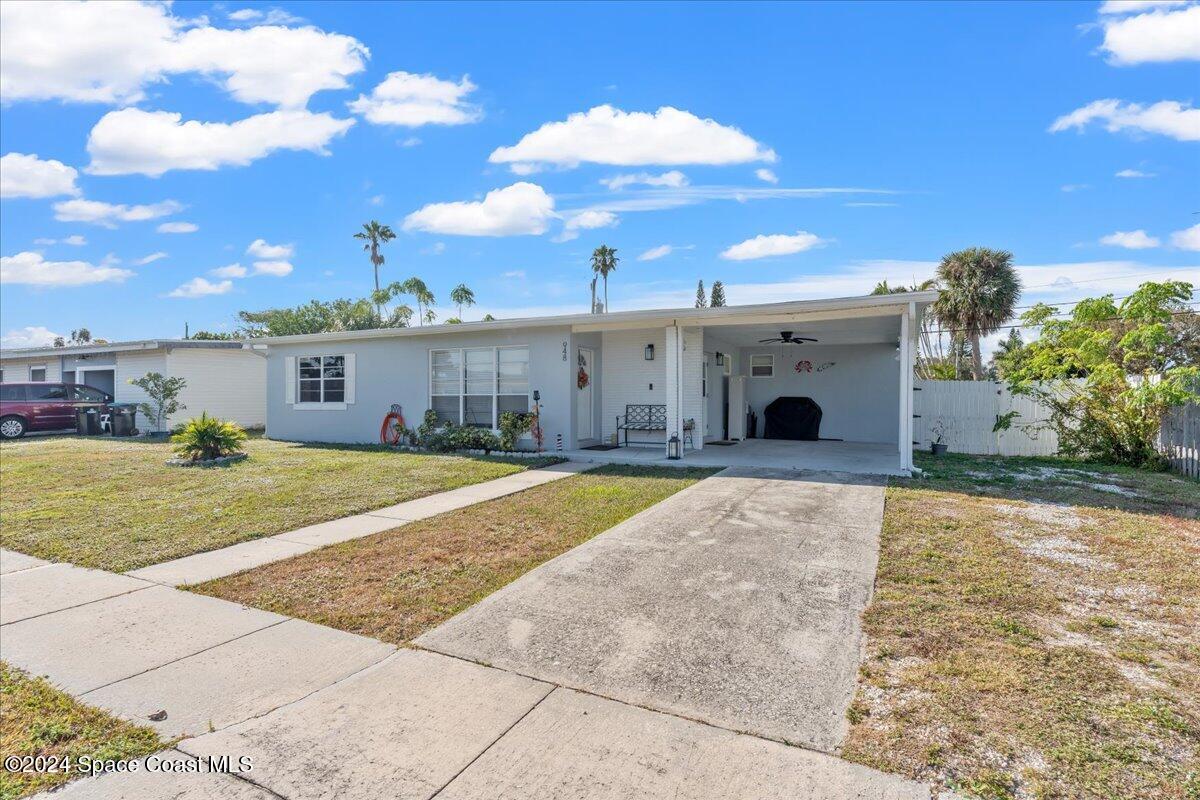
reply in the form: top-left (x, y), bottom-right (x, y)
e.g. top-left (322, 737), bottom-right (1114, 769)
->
top-left (930, 419), bottom-right (950, 455)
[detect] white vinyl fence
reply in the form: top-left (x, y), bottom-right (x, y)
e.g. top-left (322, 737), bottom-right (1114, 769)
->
top-left (914, 379), bottom-right (1200, 476)
top-left (913, 380), bottom-right (1059, 457)
top-left (1162, 404), bottom-right (1200, 478)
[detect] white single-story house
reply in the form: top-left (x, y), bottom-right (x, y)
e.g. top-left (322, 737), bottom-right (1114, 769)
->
top-left (0, 339), bottom-right (267, 431)
top-left (256, 291), bottom-right (936, 475)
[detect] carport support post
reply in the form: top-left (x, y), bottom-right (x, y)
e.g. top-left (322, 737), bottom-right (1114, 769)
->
top-left (665, 324), bottom-right (684, 458)
top-left (898, 303), bottom-right (915, 472)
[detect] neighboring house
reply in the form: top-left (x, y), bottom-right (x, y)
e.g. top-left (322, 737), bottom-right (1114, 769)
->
top-left (0, 339), bottom-right (266, 431)
top-left (259, 291), bottom-right (936, 473)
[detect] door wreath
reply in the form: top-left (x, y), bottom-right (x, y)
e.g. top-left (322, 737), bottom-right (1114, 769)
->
top-left (577, 366), bottom-right (590, 389)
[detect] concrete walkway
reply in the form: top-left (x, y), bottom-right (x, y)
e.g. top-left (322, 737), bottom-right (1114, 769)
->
top-left (416, 466), bottom-right (887, 752)
top-left (127, 460), bottom-right (591, 586)
top-left (4, 465), bottom-right (929, 799)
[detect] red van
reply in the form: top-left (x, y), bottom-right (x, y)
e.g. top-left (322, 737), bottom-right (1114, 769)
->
top-left (0, 382), bottom-right (113, 439)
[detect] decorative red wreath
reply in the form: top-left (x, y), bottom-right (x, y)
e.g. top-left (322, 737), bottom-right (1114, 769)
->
top-left (577, 366), bottom-right (590, 389)
top-left (794, 360), bottom-right (813, 373)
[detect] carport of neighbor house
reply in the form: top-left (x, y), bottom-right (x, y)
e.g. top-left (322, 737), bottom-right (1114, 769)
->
top-left (565, 304), bottom-right (918, 477)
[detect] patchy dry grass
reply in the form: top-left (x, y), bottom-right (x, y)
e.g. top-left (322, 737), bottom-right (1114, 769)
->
top-left (842, 452), bottom-right (1200, 800)
top-left (0, 663), bottom-right (162, 799)
top-left (192, 465), bottom-right (713, 644)
top-left (0, 435), bottom-right (554, 572)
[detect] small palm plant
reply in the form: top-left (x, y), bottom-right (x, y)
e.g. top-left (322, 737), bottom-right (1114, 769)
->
top-left (171, 413), bottom-right (248, 462)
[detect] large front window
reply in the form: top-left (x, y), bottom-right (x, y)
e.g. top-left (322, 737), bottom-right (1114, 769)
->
top-left (298, 355), bottom-right (345, 403)
top-left (430, 346), bottom-right (529, 428)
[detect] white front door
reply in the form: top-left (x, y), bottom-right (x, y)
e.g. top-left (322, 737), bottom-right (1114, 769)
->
top-left (576, 347), bottom-right (594, 440)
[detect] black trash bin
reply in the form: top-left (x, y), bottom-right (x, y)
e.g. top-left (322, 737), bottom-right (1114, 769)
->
top-left (110, 405), bottom-right (137, 436)
top-left (75, 407), bottom-right (101, 436)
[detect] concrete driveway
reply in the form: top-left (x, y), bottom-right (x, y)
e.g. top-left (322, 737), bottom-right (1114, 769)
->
top-left (417, 466), bottom-right (886, 752)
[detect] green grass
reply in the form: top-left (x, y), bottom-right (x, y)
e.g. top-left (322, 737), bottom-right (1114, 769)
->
top-left (842, 452), bottom-right (1200, 800)
top-left (193, 465), bottom-right (714, 645)
top-left (0, 663), bottom-right (163, 799)
top-left (0, 435), bottom-right (556, 572)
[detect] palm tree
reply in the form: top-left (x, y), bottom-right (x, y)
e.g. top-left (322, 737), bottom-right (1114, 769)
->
top-left (695, 280), bottom-right (707, 308)
top-left (400, 277), bottom-right (436, 325)
top-left (450, 284), bottom-right (476, 321)
top-left (931, 248), bottom-right (1021, 380)
top-left (353, 221), bottom-right (396, 319)
top-left (590, 245), bottom-right (618, 313)
top-left (709, 281), bottom-right (727, 307)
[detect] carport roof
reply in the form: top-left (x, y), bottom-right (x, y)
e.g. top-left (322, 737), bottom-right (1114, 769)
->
top-left (0, 338), bottom-right (244, 360)
top-left (250, 290), bottom-right (939, 347)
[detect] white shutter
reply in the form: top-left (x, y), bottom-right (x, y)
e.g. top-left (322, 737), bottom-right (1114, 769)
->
top-left (284, 356), bottom-right (296, 404)
top-left (344, 353), bottom-right (356, 404)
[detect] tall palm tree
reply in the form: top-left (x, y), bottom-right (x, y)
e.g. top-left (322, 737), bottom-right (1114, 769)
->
top-left (590, 245), bottom-right (619, 314)
top-left (931, 248), bottom-right (1021, 380)
top-left (450, 283), bottom-right (476, 321)
top-left (353, 221), bottom-right (396, 319)
top-left (401, 277), bottom-right (436, 325)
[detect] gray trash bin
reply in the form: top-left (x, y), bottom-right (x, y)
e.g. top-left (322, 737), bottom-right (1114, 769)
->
top-left (75, 408), bottom-right (101, 436)
top-left (110, 405), bottom-right (138, 436)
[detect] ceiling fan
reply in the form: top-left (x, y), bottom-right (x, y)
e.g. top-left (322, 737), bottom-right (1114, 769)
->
top-left (758, 330), bottom-right (818, 344)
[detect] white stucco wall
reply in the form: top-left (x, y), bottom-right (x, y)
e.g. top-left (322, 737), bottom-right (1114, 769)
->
top-left (738, 342), bottom-right (899, 444)
top-left (600, 328), bottom-right (666, 443)
top-left (166, 348), bottom-right (266, 429)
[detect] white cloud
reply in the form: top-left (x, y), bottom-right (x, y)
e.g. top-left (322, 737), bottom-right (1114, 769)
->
top-left (53, 198), bottom-right (182, 228)
top-left (638, 244), bottom-right (674, 261)
top-left (0, 1), bottom-right (367, 107)
top-left (210, 263), bottom-right (247, 278)
top-left (368, 194), bottom-right (385, 206)
top-left (348, 71), bottom-right (481, 127)
top-left (1099, 229), bottom-right (1161, 249)
top-left (62, 235), bottom-right (87, 246)
top-left (1099, 5), bottom-right (1200, 65)
top-left (135, 251), bottom-right (168, 265)
top-left (1171, 222), bottom-right (1200, 250)
top-left (0, 153), bottom-right (80, 199)
top-left (755, 168), bottom-right (779, 184)
top-left (489, 105), bottom-right (776, 171)
top-left (421, 242), bottom-right (446, 256)
top-left (227, 7), bottom-right (303, 25)
top-left (554, 209), bottom-right (619, 242)
top-left (168, 277), bottom-right (233, 298)
top-left (1049, 99), bottom-right (1200, 141)
top-left (501, 269), bottom-right (526, 278)
top-left (720, 230), bottom-right (826, 261)
top-left (1099, 1), bottom-right (1189, 13)
top-left (246, 239), bottom-right (294, 259)
top-left (599, 170), bottom-right (689, 191)
top-left (400, 136), bottom-right (422, 148)
top-left (0, 251), bottom-right (133, 286)
top-left (33, 238), bottom-right (56, 245)
top-left (1115, 168), bottom-right (1156, 177)
top-left (403, 182), bottom-right (556, 237)
top-left (157, 221), bottom-right (198, 234)
top-left (252, 260), bottom-right (293, 276)
top-left (87, 108), bottom-right (355, 177)
top-left (1061, 183), bottom-right (1090, 192)
top-left (1, 325), bottom-right (64, 348)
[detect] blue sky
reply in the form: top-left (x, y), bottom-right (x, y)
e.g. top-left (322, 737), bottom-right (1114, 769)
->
top-left (1, 0), bottom-right (1197, 349)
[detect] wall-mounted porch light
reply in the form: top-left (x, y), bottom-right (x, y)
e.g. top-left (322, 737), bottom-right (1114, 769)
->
top-left (644, 343), bottom-right (655, 360)
top-left (715, 352), bottom-right (724, 365)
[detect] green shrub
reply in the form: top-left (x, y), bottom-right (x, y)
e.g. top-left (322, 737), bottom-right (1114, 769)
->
top-left (498, 411), bottom-right (532, 451)
top-left (170, 413), bottom-right (248, 462)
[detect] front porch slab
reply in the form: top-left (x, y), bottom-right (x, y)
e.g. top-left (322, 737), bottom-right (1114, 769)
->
top-left (563, 439), bottom-right (906, 476)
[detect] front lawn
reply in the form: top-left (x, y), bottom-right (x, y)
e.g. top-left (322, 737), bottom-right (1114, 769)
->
top-left (0, 662), bottom-right (163, 799)
top-left (0, 436), bottom-right (553, 573)
top-left (843, 452), bottom-right (1199, 800)
top-left (192, 465), bottom-right (714, 644)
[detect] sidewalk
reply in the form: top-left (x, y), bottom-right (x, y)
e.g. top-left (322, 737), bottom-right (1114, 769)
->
top-left (126, 460), bottom-right (591, 586)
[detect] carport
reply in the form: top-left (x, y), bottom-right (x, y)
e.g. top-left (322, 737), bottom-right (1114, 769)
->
top-left (566, 291), bottom-right (935, 476)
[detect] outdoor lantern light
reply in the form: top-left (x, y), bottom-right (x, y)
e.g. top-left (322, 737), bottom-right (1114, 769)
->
top-left (715, 352), bottom-right (724, 365)
top-left (667, 434), bottom-right (682, 460)
top-left (645, 344), bottom-right (655, 360)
